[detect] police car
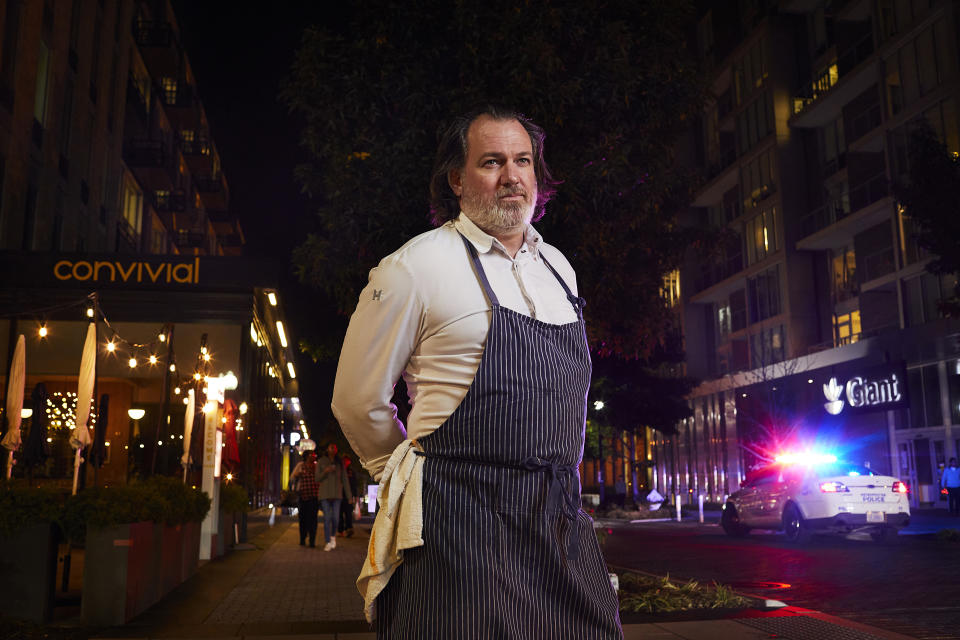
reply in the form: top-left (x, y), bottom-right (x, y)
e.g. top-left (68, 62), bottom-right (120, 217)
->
top-left (721, 453), bottom-right (911, 543)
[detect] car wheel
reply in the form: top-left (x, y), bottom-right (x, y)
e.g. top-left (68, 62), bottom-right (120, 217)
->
top-left (782, 503), bottom-right (811, 543)
top-left (870, 526), bottom-right (899, 544)
top-left (721, 504), bottom-right (750, 537)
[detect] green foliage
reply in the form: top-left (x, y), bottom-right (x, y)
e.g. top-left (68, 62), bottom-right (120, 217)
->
top-left (219, 481), bottom-right (250, 513)
top-left (0, 483), bottom-right (68, 537)
top-left (894, 122), bottom-right (960, 315)
top-left (282, 0), bottom-right (707, 361)
top-left (60, 477), bottom-right (210, 544)
top-left (617, 572), bottom-right (752, 614)
top-left (936, 528), bottom-right (960, 543)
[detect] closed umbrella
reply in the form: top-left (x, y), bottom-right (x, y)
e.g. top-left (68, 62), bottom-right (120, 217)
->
top-left (1, 334), bottom-right (25, 478)
top-left (181, 388), bottom-right (195, 481)
top-left (89, 394), bottom-right (109, 468)
top-left (22, 383), bottom-right (49, 470)
top-left (71, 322), bottom-right (95, 494)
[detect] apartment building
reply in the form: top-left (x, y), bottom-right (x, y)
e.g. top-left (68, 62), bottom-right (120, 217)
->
top-left (651, 0), bottom-right (960, 508)
top-left (0, 0), bottom-right (296, 505)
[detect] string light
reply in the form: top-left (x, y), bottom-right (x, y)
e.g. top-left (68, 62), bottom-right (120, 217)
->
top-left (169, 363), bottom-right (176, 372)
top-left (86, 307), bottom-right (94, 318)
top-left (174, 386), bottom-right (181, 395)
top-left (106, 341), bottom-right (116, 352)
top-left (38, 325), bottom-right (48, 338)
top-left (128, 357), bottom-right (137, 368)
top-left (149, 354), bottom-right (158, 365)
top-left (158, 332), bottom-right (166, 342)
top-left (203, 353), bottom-right (211, 362)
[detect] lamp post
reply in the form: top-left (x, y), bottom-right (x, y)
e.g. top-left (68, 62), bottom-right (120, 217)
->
top-left (593, 400), bottom-right (605, 506)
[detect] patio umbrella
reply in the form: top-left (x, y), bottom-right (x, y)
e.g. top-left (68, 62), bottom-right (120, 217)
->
top-left (181, 388), bottom-right (195, 481)
top-left (1, 334), bottom-right (25, 478)
top-left (22, 382), bottom-right (49, 469)
top-left (88, 394), bottom-right (109, 468)
top-left (71, 322), bottom-right (95, 494)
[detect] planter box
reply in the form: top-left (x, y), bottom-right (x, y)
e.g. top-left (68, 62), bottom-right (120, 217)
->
top-left (180, 520), bottom-right (200, 580)
top-left (82, 521), bottom-right (158, 626)
top-left (0, 522), bottom-right (58, 623)
top-left (82, 521), bottom-right (202, 626)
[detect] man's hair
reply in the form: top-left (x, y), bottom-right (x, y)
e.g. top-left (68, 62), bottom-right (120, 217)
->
top-left (429, 105), bottom-right (559, 225)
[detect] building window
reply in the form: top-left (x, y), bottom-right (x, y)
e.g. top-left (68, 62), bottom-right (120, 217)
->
top-left (155, 189), bottom-right (170, 211)
top-left (122, 180), bottom-right (142, 236)
top-left (949, 360), bottom-right (960, 424)
top-left (832, 310), bottom-right (861, 346)
top-left (747, 265), bottom-right (781, 324)
top-left (908, 365), bottom-right (943, 428)
top-left (33, 40), bottom-right (51, 129)
top-left (903, 272), bottom-right (953, 327)
top-left (661, 270), bottom-right (680, 307)
top-left (161, 77), bottom-right (177, 105)
top-left (733, 37), bottom-right (768, 106)
top-left (750, 324), bottom-right (784, 368)
top-left (854, 222), bottom-right (894, 284)
top-left (831, 246), bottom-right (857, 302)
top-left (736, 91), bottom-right (774, 155)
top-left (180, 129), bottom-right (194, 154)
top-left (820, 117), bottom-right (846, 175)
top-left (740, 148), bottom-right (776, 210)
top-left (151, 227), bottom-right (166, 254)
top-left (744, 206), bottom-right (778, 266)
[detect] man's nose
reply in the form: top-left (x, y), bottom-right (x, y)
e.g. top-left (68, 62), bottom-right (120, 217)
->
top-left (500, 167), bottom-right (520, 185)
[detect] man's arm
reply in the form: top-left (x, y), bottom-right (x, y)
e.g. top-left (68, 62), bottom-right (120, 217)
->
top-left (332, 258), bottom-right (424, 481)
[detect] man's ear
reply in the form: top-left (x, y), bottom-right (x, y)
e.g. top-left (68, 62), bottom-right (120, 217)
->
top-left (448, 169), bottom-right (463, 197)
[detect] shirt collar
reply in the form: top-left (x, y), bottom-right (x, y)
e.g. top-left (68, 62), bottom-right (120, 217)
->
top-left (454, 213), bottom-right (544, 259)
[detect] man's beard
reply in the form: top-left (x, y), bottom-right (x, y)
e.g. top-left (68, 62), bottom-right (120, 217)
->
top-left (461, 187), bottom-right (535, 236)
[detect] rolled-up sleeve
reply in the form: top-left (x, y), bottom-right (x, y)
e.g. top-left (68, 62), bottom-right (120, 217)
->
top-left (332, 257), bottom-right (424, 480)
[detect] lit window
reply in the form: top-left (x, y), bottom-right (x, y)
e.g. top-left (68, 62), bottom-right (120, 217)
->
top-left (161, 77), bottom-right (177, 105)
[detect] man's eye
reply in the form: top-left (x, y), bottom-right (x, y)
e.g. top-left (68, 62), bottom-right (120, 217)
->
top-left (484, 159), bottom-right (500, 166)
top-left (517, 158), bottom-right (531, 165)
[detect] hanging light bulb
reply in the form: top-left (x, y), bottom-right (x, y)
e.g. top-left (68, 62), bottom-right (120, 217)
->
top-left (193, 372), bottom-right (202, 381)
top-left (174, 386), bottom-right (181, 395)
top-left (148, 354), bottom-right (158, 365)
top-left (86, 307), bottom-right (94, 318)
top-left (169, 363), bottom-right (176, 372)
top-left (158, 332), bottom-right (166, 342)
top-left (203, 353), bottom-right (211, 362)
top-left (128, 357), bottom-right (137, 368)
top-left (38, 325), bottom-right (48, 338)
top-left (106, 341), bottom-right (116, 352)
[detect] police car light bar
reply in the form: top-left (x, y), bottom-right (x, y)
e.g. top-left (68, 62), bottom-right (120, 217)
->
top-left (774, 452), bottom-right (838, 465)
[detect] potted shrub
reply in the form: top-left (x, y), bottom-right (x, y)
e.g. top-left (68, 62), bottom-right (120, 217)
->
top-left (0, 484), bottom-right (66, 623)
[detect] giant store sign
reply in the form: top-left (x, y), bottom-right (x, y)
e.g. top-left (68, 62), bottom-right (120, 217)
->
top-left (820, 361), bottom-right (909, 416)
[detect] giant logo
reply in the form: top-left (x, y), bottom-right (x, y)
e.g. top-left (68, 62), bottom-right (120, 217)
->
top-left (823, 373), bottom-right (903, 415)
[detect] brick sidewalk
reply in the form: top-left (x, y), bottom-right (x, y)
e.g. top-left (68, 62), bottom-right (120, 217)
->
top-left (206, 517), bottom-right (368, 624)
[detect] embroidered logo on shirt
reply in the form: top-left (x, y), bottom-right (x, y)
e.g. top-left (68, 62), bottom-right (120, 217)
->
top-left (372, 289), bottom-right (383, 300)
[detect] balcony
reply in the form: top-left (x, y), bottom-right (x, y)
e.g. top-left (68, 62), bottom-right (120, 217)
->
top-left (162, 84), bottom-right (201, 129)
top-left (797, 172), bottom-right (891, 250)
top-left (196, 174), bottom-right (229, 210)
top-left (174, 228), bottom-right (207, 251)
top-left (154, 190), bottom-right (186, 213)
top-left (133, 21), bottom-right (180, 77)
top-left (791, 32), bottom-right (878, 129)
top-left (124, 138), bottom-right (177, 190)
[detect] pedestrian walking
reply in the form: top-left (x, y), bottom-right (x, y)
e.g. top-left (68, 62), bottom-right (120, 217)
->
top-left (317, 442), bottom-right (352, 550)
top-left (289, 450), bottom-right (320, 547)
top-left (332, 105), bottom-right (622, 638)
top-left (338, 457), bottom-right (357, 537)
top-left (942, 457), bottom-right (960, 516)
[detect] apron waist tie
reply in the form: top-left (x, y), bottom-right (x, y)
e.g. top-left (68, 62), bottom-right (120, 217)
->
top-left (414, 451), bottom-right (580, 560)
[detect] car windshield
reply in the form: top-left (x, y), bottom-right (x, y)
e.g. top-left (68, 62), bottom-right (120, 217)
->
top-left (813, 463), bottom-right (876, 478)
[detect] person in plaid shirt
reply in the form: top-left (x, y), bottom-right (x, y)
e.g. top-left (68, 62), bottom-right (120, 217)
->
top-left (291, 450), bottom-right (321, 547)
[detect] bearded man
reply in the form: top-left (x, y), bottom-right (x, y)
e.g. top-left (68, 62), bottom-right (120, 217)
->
top-left (332, 105), bottom-right (622, 639)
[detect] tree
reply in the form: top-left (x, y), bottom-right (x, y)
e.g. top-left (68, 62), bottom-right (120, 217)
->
top-left (895, 122), bottom-right (960, 315)
top-left (282, 0), bottom-right (708, 363)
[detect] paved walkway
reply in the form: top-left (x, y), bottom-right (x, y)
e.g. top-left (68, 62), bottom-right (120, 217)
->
top-left (97, 509), bottom-right (920, 640)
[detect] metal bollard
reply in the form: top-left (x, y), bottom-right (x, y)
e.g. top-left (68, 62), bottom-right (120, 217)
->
top-left (676, 494), bottom-right (682, 522)
top-left (699, 494), bottom-right (704, 523)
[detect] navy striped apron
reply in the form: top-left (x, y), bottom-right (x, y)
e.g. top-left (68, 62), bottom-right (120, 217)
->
top-left (375, 235), bottom-right (622, 639)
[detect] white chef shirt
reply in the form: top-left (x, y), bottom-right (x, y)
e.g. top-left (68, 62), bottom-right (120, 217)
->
top-left (331, 213), bottom-right (579, 480)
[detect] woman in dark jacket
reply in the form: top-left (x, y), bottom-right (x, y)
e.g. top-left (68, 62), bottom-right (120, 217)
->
top-left (289, 449), bottom-right (320, 547)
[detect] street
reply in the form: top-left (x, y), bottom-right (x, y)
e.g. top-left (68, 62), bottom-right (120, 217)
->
top-left (601, 512), bottom-right (960, 640)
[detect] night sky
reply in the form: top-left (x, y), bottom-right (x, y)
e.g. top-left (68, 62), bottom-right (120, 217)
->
top-left (170, 3), bottom-right (344, 440)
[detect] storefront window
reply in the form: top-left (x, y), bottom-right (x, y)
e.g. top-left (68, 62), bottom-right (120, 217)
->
top-left (908, 364), bottom-right (943, 428)
top-left (948, 360), bottom-right (960, 424)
